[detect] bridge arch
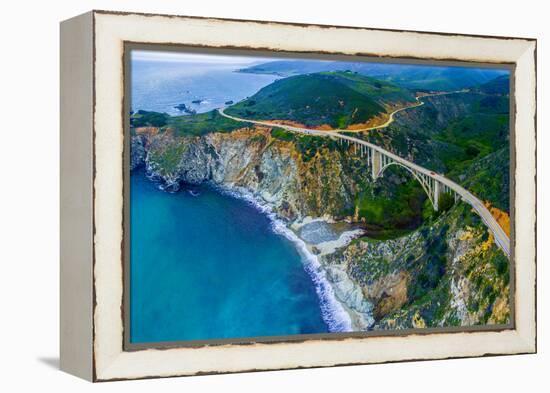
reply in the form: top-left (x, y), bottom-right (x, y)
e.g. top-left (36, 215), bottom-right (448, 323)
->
top-left (377, 161), bottom-right (437, 210)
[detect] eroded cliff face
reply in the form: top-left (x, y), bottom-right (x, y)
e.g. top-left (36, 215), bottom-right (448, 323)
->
top-left (323, 203), bottom-right (510, 329)
top-left (131, 118), bottom-right (510, 330)
top-left (133, 126), bottom-right (365, 222)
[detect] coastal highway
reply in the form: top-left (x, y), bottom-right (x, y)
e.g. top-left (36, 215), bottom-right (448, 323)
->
top-left (218, 107), bottom-right (511, 257)
top-left (326, 90), bottom-right (468, 133)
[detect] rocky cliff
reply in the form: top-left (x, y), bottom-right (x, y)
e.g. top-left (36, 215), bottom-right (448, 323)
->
top-left (324, 203), bottom-right (510, 328)
top-left (134, 125), bottom-right (384, 222)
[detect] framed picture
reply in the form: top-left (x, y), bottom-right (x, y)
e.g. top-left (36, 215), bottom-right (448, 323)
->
top-left (60, 10), bottom-right (537, 381)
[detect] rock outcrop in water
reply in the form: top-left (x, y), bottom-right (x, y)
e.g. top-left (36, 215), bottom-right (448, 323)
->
top-left (130, 91), bottom-right (511, 330)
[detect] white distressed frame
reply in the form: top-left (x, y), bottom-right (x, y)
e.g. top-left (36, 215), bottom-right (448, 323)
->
top-left (65, 10), bottom-right (537, 381)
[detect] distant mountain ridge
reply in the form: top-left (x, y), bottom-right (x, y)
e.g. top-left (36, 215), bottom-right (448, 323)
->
top-left (238, 60), bottom-right (509, 91)
top-left (224, 71), bottom-right (416, 128)
top-left (473, 74), bottom-right (510, 95)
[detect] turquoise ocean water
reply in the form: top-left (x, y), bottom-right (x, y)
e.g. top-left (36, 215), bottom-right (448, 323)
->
top-left (130, 171), bottom-right (332, 343)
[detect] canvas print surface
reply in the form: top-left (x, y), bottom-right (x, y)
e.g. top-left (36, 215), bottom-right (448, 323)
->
top-left (128, 49), bottom-right (512, 345)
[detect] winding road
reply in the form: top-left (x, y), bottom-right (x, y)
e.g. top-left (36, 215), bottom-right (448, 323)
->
top-left (265, 89), bottom-right (467, 133)
top-left (217, 96), bottom-right (511, 257)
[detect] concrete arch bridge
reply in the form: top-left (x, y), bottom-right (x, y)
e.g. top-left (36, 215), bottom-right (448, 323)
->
top-left (218, 108), bottom-right (510, 257)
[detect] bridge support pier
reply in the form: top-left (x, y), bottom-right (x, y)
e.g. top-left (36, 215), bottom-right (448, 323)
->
top-left (434, 181), bottom-right (440, 211)
top-left (372, 150), bottom-right (381, 180)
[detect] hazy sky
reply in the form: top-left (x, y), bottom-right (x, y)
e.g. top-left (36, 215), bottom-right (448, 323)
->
top-left (131, 50), bottom-right (276, 65)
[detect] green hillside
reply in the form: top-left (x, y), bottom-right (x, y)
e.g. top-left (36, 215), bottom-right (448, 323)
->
top-left (474, 74), bottom-right (510, 95)
top-left (130, 109), bottom-right (247, 137)
top-left (225, 71), bottom-right (415, 128)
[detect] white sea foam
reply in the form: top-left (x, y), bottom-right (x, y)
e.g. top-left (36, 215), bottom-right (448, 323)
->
top-left (270, 218), bottom-right (354, 332)
top-left (217, 185), bottom-right (354, 333)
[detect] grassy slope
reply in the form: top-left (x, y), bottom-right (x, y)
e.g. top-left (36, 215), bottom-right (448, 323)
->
top-left (459, 146), bottom-right (510, 212)
top-left (225, 71), bottom-right (415, 128)
top-left (473, 74), bottom-right (510, 95)
top-left (428, 93), bottom-right (510, 211)
top-left (130, 109), bottom-right (248, 137)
